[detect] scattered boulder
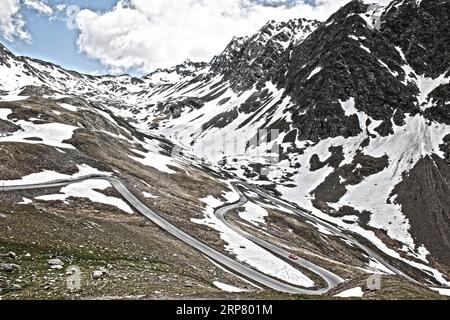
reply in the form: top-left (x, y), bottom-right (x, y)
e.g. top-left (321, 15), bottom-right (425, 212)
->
top-left (92, 269), bottom-right (108, 280)
top-left (0, 119), bottom-right (21, 135)
top-left (0, 263), bottom-right (20, 273)
top-left (156, 97), bottom-right (205, 119)
top-left (0, 276), bottom-right (10, 289)
top-left (48, 258), bottom-right (64, 269)
top-left (7, 252), bottom-right (17, 260)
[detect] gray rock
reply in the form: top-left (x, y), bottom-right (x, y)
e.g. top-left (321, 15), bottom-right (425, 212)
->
top-left (50, 265), bottom-right (64, 270)
top-left (48, 258), bottom-right (64, 268)
top-left (92, 270), bottom-right (107, 280)
top-left (0, 263), bottom-right (20, 273)
top-left (7, 251), bottom-right (17, 260)
top-left (18, 85), bottom-right (57, 97)
top-left (0, 276), bottom-right (10, 288)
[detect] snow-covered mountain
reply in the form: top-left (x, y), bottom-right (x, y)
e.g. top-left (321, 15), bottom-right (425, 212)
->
top-left (1, 0), bottom-right (450, 289)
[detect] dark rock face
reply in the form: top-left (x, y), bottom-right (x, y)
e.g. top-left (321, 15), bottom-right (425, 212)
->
top-left (57, 96), bottom-right (90, 109)
top-left (277, 1), bottom-right (413, 140)
top-left (441, 135), bottom-right (450, 164)
top-left (310, 146), bottom-right (345, 172)
top-left (238, 90), bottom-right (271, 114)
top-left (0, 44), bottom-right (12, 66)
top-left (292, 104), bottom-right (363, 142)
top-left (0, 276), bottom-right (10, 289)
top-left (199, 0), bottom-right (449, 144)
top-left (393, 155), bottom-right (450, 266)
top-left (426, 83), bottom-right (450, 125)
top-left (210, 19), bottom-right (320, 91)
top-left (0, 119), bottom-right (21, 135)
top-left (256, 0), bottom-right (449, 142)
top-left (18, 85), bottom-right (58, 97)
top-left (144, 60), bottom-right (208, 80)
top-left (202, 108), bottom-right (239, 131)
top-left (383, 0), bottom-right (450, 79)
top-left (156, 97), bottom-right (205, 119)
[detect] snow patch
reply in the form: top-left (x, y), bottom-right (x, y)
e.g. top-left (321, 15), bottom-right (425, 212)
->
top-left (142, 192), bottom-right (157, 199)
top-left (0, 164), bottom-right (111, 187)
top-left (307, 67), bottom-right (322, 80)
top-left (335, 287), bottom-right (364, 298)
top-left (340, 98), bottom-right (358, 116)
top-left (360, 44), bottom-right (371, 54)
top-left (0, 108), bottom-right (12, 120)
top-left (306, 221), bottom-right (334, 236)
top-left (0, 121), bottom-right (78, 149)
top-left (59, 103), bottom-right (78, 112)
top-left (35, 179), bottom-right (133, 214)
top-left (239, 201), bottom-right (268, 226)
top-left (415, 73), bottom-right (450, 111)
top-left (19, 198), bottom-right (33, 205)
top-left (213, 281), bottom-right (248, 293)
top-left (129, 152), bottom-right (177, 174)
top-left (430, 287), bottom-right (450, 297)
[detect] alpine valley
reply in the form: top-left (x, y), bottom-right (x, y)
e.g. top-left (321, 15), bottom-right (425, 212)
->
top-left (0, 0), bottom-right (449, 300)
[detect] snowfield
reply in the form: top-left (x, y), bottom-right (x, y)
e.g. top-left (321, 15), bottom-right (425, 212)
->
top-left (0, 120), bottom-right (78, 149)
top-left (337, 114), bottom-right (450, 251)
top-left (192, 196), bottom-right (315, 288)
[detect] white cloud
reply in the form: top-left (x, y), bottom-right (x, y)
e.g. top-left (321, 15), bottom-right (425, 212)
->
top-left (55, 4), bottom-right (67, 12)
top-left (74, 0), bottom-right (392, 73)
top-left (0, 0), bottom-right (52, 42)
top-left (0, 0), bottom-right (30, 41)
top-left (75, 0), bottom-right (362, 73)
top-left (23, 0), bottom-right (53, 16)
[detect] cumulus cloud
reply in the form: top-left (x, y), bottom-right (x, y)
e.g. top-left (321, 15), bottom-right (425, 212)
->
top-left (0, 0), bottom-right (30, 41)
top-left (76, 0), bottom-right (392, 73)
top-left (0, 0), bottom-right (53, 42)
top-left (75, 0), bottom-right (362, 73)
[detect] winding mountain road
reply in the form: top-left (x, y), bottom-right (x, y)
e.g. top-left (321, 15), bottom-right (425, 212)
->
top-left (216, 183), bottom-right (344, 293)
top-left (1, 175), bottom-right (417, 294)
top-left (236, 182), bottom-right (418, 284)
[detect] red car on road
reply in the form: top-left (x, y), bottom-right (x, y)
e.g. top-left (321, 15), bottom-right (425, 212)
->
top-left (289, 254), bottom-right (299, 261)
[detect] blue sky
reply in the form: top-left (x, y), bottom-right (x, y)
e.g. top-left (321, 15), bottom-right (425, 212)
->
top-left (0, 0), bottom-right (351, 75)
top-left (1, 0), bottom-right (117, 74)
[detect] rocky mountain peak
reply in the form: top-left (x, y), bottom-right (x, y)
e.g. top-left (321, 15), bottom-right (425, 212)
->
top-left (143, 59), bottom-right (208, 84)
top-left (210, 17), bottom-right (321, 91)
top-left (271, 0), bottom-right (450, 142)
top-left (0, 43), bottom-right (13, 65)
